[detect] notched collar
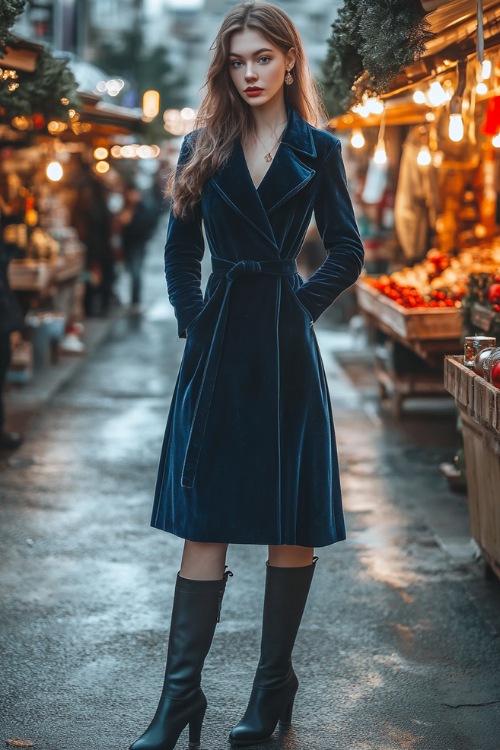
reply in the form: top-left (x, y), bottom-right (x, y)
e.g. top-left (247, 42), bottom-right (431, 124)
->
top-left (211, 109), bottom-right (317, 246)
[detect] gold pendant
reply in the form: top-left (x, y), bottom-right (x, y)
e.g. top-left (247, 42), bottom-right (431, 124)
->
top-left (264, 153), bottom-right (272, 163)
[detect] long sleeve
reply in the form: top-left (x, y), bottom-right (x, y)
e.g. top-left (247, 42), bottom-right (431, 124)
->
top-left (164, 135), bottom-right (205, 338)
top-left (295, 141), bottom-right (364, 321)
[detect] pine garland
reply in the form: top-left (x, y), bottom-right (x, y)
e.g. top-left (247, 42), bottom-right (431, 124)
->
top-left (0, 45), bottom-right (78, 120)
top-left (0, 0), bottom-right (25, 56)
top-left (0, 0), bottom-right (78, 122)
top-left (323, 0), bottom-right (434, 116)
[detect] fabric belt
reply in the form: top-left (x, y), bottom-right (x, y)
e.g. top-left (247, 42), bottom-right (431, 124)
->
top-left (181, 257), bottom-right (297, 488)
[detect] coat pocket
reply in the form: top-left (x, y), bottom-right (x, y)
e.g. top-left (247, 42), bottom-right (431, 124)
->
top-left (287, 280), bottom-right (314, 325)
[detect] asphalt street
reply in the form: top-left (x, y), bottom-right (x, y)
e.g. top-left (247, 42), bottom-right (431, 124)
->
top-left (1, 232), bottom-right (500, 750)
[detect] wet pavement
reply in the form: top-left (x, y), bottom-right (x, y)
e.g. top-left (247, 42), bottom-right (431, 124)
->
top-left (1, 229), bottom-right (500, 750)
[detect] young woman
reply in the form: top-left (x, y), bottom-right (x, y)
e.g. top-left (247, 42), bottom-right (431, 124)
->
top-left (129, 2), bottom-right (364, 749)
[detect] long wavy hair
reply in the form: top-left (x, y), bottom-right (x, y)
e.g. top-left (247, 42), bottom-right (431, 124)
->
top-left (170, 1), bottom-right (326, 221)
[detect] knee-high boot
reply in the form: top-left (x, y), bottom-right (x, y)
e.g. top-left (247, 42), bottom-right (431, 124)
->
top-left (229, 559), bottom-right (317, 746)
top-left (130, 569), bottom-right (231, 750)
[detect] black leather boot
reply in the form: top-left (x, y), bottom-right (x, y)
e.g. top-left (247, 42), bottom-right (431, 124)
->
top-left (130, 569), bottom-right (231, 750)
top-left (229, 558), bottom-right (317, 746)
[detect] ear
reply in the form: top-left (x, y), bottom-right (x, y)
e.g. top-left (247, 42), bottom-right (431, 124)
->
top-left (286, 47), bottom-right (297, 70)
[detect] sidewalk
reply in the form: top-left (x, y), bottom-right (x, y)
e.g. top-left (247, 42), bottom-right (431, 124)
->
top-left (1, 236), bottom-right (500, 750)
top-left (4, 314), bottom-right (118, 439)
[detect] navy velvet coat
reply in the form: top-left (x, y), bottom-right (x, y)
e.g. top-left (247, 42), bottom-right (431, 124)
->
top-left (151, 108), bottom-right (364, 547)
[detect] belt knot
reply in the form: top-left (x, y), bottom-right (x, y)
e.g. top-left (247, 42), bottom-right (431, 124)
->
top-left (226, 260), bottom-right (262, 280)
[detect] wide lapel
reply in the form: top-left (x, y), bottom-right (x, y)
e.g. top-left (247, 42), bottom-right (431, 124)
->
top-left (211, 142), bottom-right (277, 250)
top-left (257, 108), bottom-right (317, 215)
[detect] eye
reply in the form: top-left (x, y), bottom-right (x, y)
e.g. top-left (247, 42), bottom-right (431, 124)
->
top-left (258, 56), bottom-right (271, 64)
top-left (230, 59), bottom-right (243, 68)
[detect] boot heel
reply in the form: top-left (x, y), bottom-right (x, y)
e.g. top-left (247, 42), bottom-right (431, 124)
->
top-left (279, 697), bottom-right (295, 726)
top-left (188, 705), bottom-right (205, 748)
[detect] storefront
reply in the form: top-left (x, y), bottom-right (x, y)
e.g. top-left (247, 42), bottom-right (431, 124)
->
top-left (1, 36), bottom-right (144, 378)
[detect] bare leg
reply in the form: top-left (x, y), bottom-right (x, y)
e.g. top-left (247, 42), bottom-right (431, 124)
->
top-left (180, 540), bottom-right (229, 580)
top-left (268, 544), bottom-right (314, 568)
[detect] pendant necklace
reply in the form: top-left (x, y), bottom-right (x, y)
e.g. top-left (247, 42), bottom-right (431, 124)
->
top-left (255, 120), bottom-right (287, 163)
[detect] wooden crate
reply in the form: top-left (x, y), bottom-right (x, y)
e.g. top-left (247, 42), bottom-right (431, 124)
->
top-left (356, 278), bottom-right (463, 340)
top-left (445, 356), bottom-right (500, 578)
top-left (8, 259), bottom-right (53, 291)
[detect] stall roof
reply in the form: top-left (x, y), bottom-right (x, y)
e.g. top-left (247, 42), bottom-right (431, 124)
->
top-left (329, 0), bottom-right (500, 129)
top-left (391, 0), bottom-right (500, 93)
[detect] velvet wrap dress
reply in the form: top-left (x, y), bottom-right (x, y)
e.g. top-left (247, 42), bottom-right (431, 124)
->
top-left (151, 108), bottom-right (365, 547)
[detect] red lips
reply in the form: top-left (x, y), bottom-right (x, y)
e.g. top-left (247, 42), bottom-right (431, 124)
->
top-left (245, 87), bottom-right (263, 97)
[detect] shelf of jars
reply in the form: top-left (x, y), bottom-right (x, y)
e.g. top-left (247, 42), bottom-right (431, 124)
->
top-left (445, 354), bottom-right (500, 579)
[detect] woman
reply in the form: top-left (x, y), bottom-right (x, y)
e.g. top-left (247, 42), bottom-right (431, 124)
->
top-left (130, 3), bottom-right (364, 749)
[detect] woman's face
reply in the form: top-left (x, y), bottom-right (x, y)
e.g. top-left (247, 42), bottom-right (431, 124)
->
top-left (228, 28), bottom-right (295, 109)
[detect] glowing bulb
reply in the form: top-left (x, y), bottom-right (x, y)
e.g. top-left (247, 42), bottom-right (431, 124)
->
top-left (482, 60), bottom-right (492, 79)
top-left (93, 147), bottom-right (109, 160)
top-left (366, 97), bottom-right (384, 115)
top-left (448, 113), bottom-right (464, 142)
top-left (428, 81), bottom-right (447, 107)
top-left (413, 90), bottom-right (426, 104)
top-left (95, 161), bottom-right (110, 174)
top-left (46, 161), bottom-right (63, 181)
top-left (492, 133), bottom-right (500, 148)
top-left (181, 107), bottom-right (196, 120)
top-left (373, 142), bottom-right (387, 165)
top-left (417, 145), bottom-right (432, 166)
top-left (476, 81), bottom-right (488, 95)
top-left (143, 90), bottom-right (160, 120)
top-left (350, 129), bottom-right (365, 149)
top-left (352, 103), bottom-right (370, 118)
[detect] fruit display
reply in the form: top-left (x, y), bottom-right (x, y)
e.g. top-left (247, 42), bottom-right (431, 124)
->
top-left (365, 244), bottom-right (500, 309)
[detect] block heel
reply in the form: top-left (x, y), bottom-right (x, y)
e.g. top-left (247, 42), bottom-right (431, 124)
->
top-left (279, 696), bottom-right (295, 726)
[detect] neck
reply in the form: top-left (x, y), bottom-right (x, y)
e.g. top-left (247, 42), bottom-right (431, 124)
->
top-left (250, 93), bottom-right (287, 137)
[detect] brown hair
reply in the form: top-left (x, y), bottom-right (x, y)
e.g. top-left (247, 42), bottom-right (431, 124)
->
top-left (170, 1), bottom-right (326, 221)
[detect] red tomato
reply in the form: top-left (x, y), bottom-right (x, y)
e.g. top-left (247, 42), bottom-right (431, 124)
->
top-left (487, 283), bottom-right (500, 304)
top-left (491, 361), bottom-right (500, 389)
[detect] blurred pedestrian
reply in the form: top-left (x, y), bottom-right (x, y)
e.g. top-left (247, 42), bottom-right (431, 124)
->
top-left (120, 184), bottom-right (157, 312)
top-left (0, 192), bottom-right (25, 450)
top-left (129, 4), bottom-right (364, 750)
top-left (72, 171), bottom-right (114, 317)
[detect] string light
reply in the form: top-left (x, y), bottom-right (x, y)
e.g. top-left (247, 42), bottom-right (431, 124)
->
top-left (417, 145), bottom-right (432, 166)
top-left (374, 141), bottom-right (387, 164)
top-left (365, 97), bottom-right (384, 115)
top-left (449, 113), bottom-right (464, 142)
top-left (93, 147), bottom-right (109, 160)
top-left (428, 80), bottom-right (447, 107)
top-left (351, 102), bottom-right (370, 118)
top-left (46, 162), bottom-right (63, 181)
top-left (476, 81), bottom-right (488, 95)
top-left (492, 133), bottom-right (500, 148)
top-left (350, 129), bottom-right (365, 149)
top-left (413, 90), bottom-right (426, 104)
top-left (482, 59), bottom-right (492, 79)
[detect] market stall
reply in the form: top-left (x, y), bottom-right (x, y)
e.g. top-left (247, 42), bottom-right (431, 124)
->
top-left (328, 0), bottom-right (500, 415)
top-left (1, 35), bottom-right (145, 374)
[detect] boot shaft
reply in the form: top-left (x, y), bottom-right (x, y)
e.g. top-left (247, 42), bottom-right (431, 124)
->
top-left (162, 570), bottom-right (231, 699)
top-left (255, 559), bottom-right (317, 684)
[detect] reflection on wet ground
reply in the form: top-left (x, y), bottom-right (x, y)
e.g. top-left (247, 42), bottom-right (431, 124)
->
top-left (1, 249), bottom-right (500, 750)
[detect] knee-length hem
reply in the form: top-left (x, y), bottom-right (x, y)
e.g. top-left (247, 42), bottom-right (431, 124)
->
top-left (150, 108), bottom-right (364, 548)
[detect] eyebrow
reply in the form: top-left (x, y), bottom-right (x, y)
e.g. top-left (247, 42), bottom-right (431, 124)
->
top-left (228, 48), bottom-right (274, 58)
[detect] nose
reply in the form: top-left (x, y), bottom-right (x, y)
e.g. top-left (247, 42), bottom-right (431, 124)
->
top-left (244, 63), bottom-right (257, 81)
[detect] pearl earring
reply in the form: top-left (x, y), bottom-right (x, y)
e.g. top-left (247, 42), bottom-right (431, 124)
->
top-left (284, 70), bottom-right (293, 85)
